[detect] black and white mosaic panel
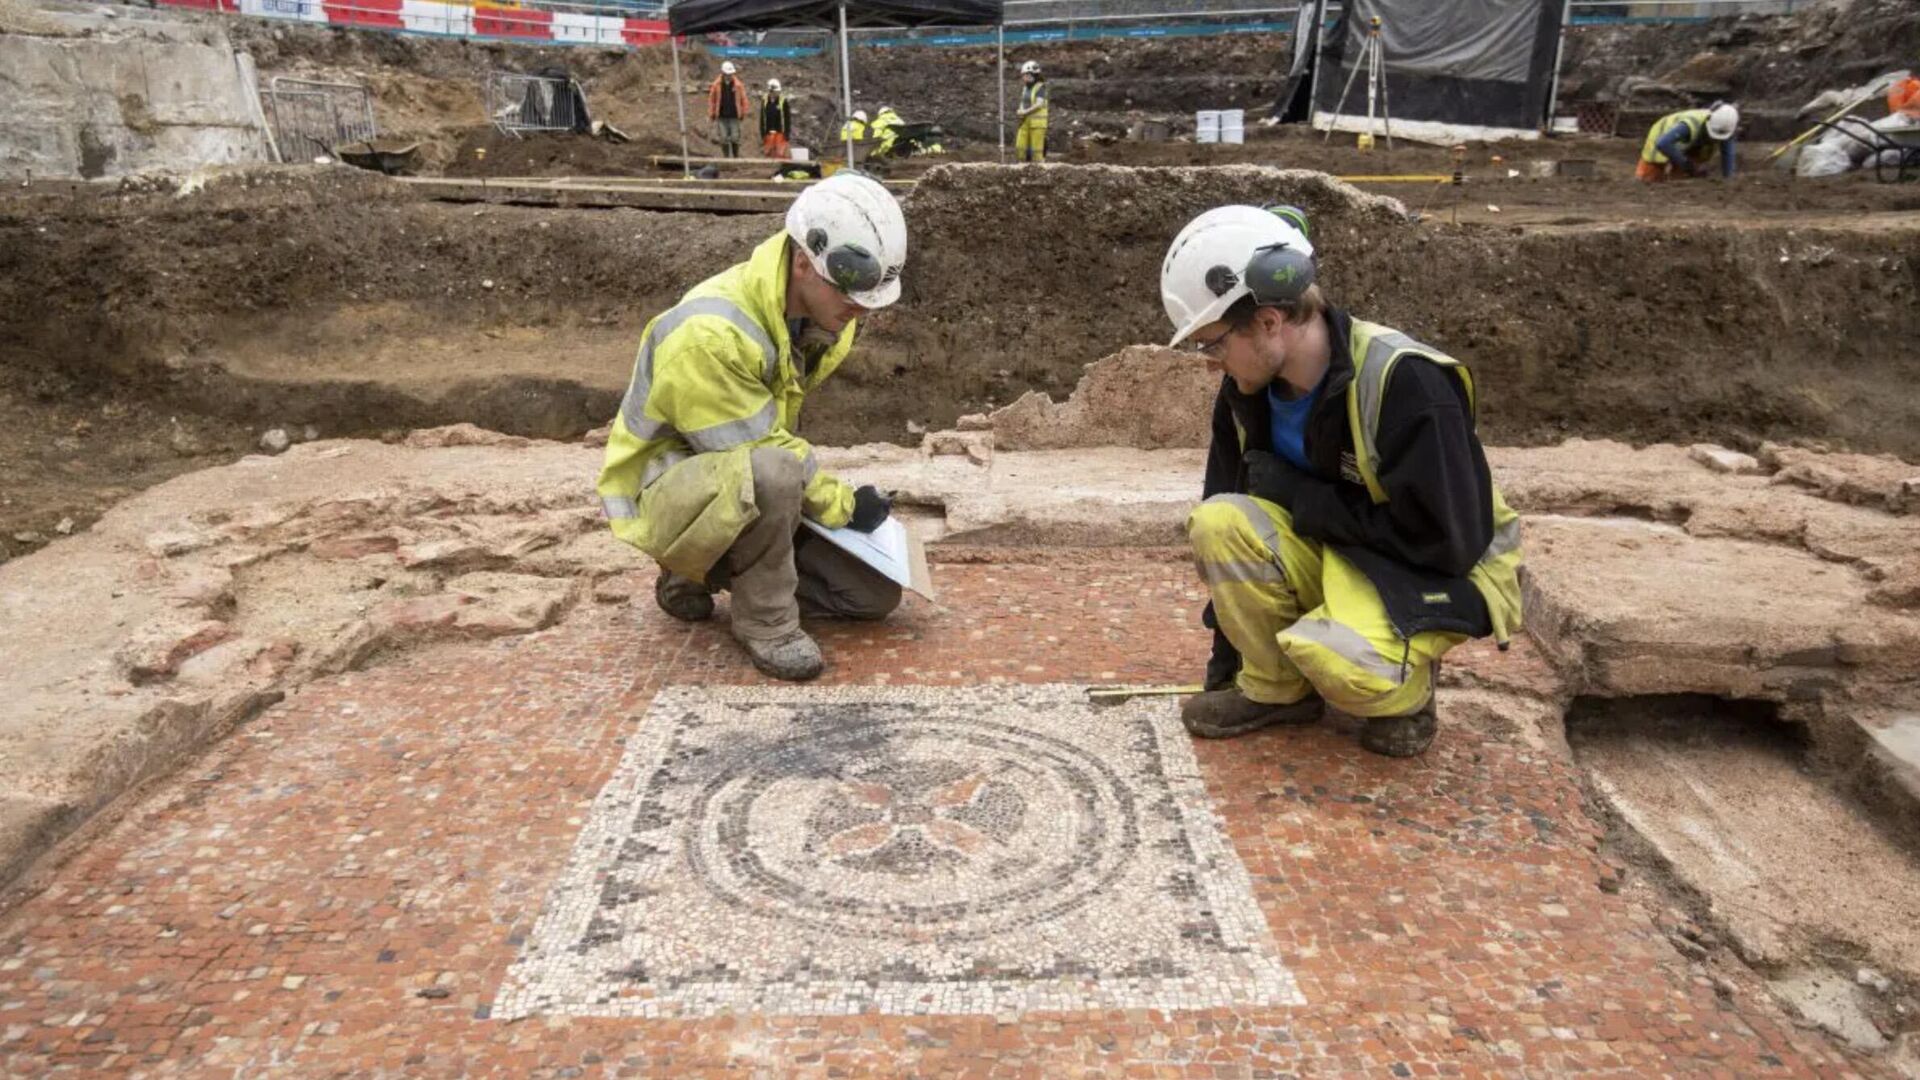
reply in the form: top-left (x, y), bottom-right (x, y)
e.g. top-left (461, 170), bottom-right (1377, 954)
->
top-left (495, 684), bottom-right (1303, 1018)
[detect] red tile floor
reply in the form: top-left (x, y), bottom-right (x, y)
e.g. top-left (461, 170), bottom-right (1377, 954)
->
top-left (0, 557), bottom-right (1875, 1076)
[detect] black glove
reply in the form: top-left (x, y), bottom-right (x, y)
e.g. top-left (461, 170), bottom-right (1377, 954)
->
top-left (848, 485), bottom-right (892, 532)
top-left (1244, 449), bottom-right (1310, 510)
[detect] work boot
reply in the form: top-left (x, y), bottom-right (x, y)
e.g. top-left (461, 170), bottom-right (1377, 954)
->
top-left (1180, 688), bottom-right (1323, 739)
top-left (1359, 696), bottom-right (1438, 758)
top-left (737, 629), bottom-right (824, 681)
top-left (654, 569), bottom-right (715, 622)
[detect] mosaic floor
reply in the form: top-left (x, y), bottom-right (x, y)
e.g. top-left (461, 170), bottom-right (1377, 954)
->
top-left (0, 560), bottom-right (1878, 1076)
top-left (499, 685), bottom-right (1300, 1019)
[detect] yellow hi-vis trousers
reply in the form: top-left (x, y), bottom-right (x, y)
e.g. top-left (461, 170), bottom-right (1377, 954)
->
top-left (1187, 493), bottom-right (1469, 718)
top-left (1015, 117), bottom-right (1047, 161)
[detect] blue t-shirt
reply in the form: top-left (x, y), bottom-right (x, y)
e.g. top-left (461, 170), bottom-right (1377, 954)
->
top-left (1266, 376), bottom-right (1324, 472)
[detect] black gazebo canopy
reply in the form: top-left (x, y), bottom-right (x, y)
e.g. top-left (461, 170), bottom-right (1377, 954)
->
top-left (669, 0), bottom-right (1002, 34)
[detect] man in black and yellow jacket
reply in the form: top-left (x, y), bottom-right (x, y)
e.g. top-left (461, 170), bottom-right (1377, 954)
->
top-left (1162, 204), bottom-right (1523, 757)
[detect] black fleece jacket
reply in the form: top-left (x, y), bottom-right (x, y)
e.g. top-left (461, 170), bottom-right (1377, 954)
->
top-left (1201, 308), bottom-right (1494, 675)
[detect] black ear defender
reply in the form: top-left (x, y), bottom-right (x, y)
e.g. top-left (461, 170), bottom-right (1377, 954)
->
top-left (824, 243), bottom-right (886, 295)
top-left (1243, 243), bottom-right (1317, 307)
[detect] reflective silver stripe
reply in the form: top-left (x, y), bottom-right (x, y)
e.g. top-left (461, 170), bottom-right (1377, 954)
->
top-left (641, 449), bottom-right (692, 489)
top-left (1284, 617), bottom-right (1406, 683)
top-left (798, 449), bottom-right (819, 483)
top-left (1198, 560), bottom-right (1287, 586)
top-left (1211, 494), bottom-right (1283, 558)
top-left (618, 296), bottom-right (780, 440)
top-left (1479, 515), bottom-right (1522, 563)
top-left (601, 495), bottom-right (638, 520)
top-left (1353, 326), bottom-right (1418, 469)
top-left (683, 398), bottom-right (778, 453)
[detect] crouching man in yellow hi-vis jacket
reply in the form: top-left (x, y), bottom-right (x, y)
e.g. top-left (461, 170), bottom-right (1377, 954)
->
top-left (596, 172), bottom-right (907, 680)
top-left (1161, 205), bottom-right (1523, 758)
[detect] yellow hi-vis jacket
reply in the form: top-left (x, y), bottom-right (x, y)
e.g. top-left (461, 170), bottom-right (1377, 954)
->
top-left (839, 118), bottom-right (868, 141)
top-left (1019, 79), bottom-right (1050, 124)
top-left (870, 107), bottom-right (903, 154)
top-left (596, 231), bottom-right (858, 581)
top-left (1345, 319), bottom-right (1525, 645)
top-left (1640, 108), bottom-right (1710, 165)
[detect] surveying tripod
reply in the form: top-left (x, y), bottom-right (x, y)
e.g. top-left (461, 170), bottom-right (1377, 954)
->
top-left (1322, 12), bottom-right (1394, 150)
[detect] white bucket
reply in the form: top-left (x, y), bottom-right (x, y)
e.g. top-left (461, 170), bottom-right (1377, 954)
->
top-left (1195, 109), bottom-right (1221, 144)
top-left (790, 146), bottom-right (811, 161)
top-left (1220, 108), bottom-right (1245, 145)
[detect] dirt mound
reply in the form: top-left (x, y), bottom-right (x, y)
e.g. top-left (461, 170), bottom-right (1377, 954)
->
top-left (1561, 0), bottom-right (1920, 120)
top-left (5, 163), bottom-right (1919, 471)
top-left (986, 346), bottom-right (1217, 451)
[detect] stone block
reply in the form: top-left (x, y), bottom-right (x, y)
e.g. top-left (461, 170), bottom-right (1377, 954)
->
top-left (401, 424), bottom-right (532, 450)
top-left (115, 619), bottom-right (232, 685)
top-left (308, 533), bottom-right (402, 561)
top-left (397, 538), bottom-right (489, 569)
top-left (1687, 444), bottom-right (1764, 475)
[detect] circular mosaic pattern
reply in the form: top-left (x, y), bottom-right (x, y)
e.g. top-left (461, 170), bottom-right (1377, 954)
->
top-left (686, 709), bottom-right (1142, 941)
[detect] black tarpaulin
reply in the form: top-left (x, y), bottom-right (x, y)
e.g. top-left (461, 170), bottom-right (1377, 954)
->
top-left (1308, 0), bottom-right (1564, 138)
top-left (669, 0), bottom-right (1002, 34)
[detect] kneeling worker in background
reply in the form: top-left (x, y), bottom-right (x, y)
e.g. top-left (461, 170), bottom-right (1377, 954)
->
top-left (1638, 101), bottom-right (1738, 181)
top-left (597, 173), bottom-right (907, 680)
top-left (1162, 205), bottom-right (1524, 757)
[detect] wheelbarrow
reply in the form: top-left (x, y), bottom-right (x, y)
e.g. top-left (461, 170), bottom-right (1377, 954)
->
top-left (334, 139), bottom-right (422, 176)
top-left (1810, 119), bottom-right (1920, 183)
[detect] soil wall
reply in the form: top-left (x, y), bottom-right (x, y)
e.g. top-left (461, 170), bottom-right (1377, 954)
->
top-left (3, 165), bottom-right (1917, 458)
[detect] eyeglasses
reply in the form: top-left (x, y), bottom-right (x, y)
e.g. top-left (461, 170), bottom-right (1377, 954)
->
top-left (1191, 328), bottom-right (1234, 357)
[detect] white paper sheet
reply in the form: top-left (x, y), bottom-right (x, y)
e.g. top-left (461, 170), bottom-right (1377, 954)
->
top-left (799, 515), bottom-right (936, 601)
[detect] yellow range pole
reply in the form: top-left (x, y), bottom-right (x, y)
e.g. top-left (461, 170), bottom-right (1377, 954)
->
top-left (1766, 89), bottom-right (1881, 163)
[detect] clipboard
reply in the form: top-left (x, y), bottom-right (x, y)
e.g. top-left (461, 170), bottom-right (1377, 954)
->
top-left (800, 515), bottom-right (937, 601)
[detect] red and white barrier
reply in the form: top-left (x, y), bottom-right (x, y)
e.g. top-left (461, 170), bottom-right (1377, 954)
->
top-left (165, 0), bottom-right (669, 47)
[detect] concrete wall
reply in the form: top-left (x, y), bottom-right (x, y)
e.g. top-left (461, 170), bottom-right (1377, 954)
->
top-left (0, 6), bottom-right (273, 180)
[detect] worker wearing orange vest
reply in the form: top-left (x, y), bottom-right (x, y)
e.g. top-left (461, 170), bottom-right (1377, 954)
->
top-left (708, 61), bottom-right (751, 159)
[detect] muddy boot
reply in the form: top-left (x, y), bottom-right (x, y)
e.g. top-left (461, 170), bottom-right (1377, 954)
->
top-left (654, 569), bottom-right (715, 622)
top-left (1180, 688), bottom-right (1323, 739)
top-left (1359, 696), bottom-right (1438, 758)
top-left (737, 629), bottom-right (824, 681)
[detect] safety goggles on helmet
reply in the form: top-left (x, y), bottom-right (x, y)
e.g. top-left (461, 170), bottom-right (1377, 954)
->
top-left (805, 229), bottom-right (896, 300)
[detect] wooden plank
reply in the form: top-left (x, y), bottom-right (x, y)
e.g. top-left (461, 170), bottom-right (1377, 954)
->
top-left (481, 175), bottom-right (917, 190)
top-left (395, 176), bottom-right (796, 213)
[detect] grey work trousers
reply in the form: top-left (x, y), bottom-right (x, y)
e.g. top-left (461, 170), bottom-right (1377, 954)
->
top-left (714, 117), bottom-right (742, 157)
top-left (717, 447), bottom-right (901, 641)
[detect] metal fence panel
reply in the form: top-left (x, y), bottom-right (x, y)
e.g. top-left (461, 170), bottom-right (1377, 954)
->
top-left (486, 71), bottom-right (590, 137)
top-left (262, 77), bottom-right (377, 163)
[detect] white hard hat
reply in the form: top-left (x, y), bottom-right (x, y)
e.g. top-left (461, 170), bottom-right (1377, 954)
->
top-left (786, 172), bottom-right (907, 310)
top-left (721, 61), bottom-right (738, 75)
top-left (1020, 60), bottom-right (1040, 75)
top-left (768, 78), bottom-right (781, 91)
top-left (1706, 102), bottom-right (1739, 140)
top-left (1161, 205), bottom-right (1315, 348)
top-left (853, 109), bottom-right (868, 122)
